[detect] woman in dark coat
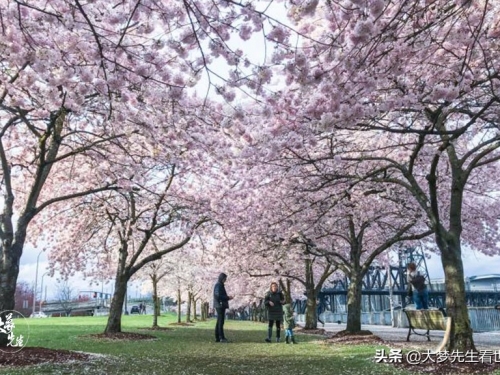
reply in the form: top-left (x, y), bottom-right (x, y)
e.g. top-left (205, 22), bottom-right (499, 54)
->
top-left (264, 281), bottom-right (285, 342)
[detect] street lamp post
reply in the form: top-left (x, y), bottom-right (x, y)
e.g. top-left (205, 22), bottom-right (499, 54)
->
top-left (32, 250), bottom-right (43, 316)
top-left (39, 272), bottom-right (49, 313)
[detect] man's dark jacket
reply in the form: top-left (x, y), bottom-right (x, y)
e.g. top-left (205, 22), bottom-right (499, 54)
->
top-left (213, 273), bottom-right (230, 309)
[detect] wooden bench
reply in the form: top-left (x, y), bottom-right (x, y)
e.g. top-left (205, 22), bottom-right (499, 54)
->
top-left (403, 309), bottom-right (452, 352)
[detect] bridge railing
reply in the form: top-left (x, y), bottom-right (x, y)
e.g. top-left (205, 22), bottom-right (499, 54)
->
top-left (42, 299), bottom-right (107, 313)
top-left (468, 307), bottom-right (500, 332)
top-left (297, 306), bottom-right (500, 332)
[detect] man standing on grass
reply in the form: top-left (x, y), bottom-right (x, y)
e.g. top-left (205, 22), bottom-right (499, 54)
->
top-left (213, 273), bottom-right (233, 343)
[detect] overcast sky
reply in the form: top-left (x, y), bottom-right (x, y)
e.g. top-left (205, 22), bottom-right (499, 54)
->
top-left (18, 245), bottom-right (146, 301)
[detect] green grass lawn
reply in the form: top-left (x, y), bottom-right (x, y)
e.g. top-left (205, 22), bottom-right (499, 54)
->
top-left (0, 314), bottom-right (485, 375)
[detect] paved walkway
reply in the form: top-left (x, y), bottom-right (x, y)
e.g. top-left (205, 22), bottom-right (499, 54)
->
top-left (302, 322), bottom-right (500, 350)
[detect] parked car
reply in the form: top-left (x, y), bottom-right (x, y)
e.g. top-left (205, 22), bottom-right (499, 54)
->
top-left (130, 306), bottom-right (140, 314)
top-left (30, 311), bottom-right (48, 318)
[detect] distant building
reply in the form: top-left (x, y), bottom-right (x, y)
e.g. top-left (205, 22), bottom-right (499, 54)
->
top-left (467, 274), bottom-right (500, 291)
top-left (429, 274), bottom-right (500, 292)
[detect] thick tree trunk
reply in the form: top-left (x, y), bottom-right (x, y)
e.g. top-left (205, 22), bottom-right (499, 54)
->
top-left (177, 288), bottom-right (182, 323)
top-left (104, 275), bottom-right (128, 334)
top-left (304, 290), bottom-right (318, 329)
top-left (0, 242), bottom-right (24, 346)
top-left (438, 234), bottom-right (475, 351)
top-left (346, 272), bottom-right (363, 333)
top-left (0, 245), bottom-right (21, 311)
top-left (152, 275), bottom-right (159, 328)
top-left (0, 110), bottom-right (65, 346)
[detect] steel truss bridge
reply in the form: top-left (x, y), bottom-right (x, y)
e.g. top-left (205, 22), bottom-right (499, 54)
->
top-left (295, 248), bottom-right (500, 314)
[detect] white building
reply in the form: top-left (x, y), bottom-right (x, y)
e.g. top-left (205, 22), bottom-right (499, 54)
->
top-left (429, 274), bottom-right (500, 291)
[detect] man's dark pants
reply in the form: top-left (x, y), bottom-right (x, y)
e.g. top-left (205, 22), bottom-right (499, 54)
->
top-left (215, 307), bottom-right (226, 341)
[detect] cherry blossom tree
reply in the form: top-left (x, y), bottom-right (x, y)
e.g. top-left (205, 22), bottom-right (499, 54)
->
top-left (283, 234), bottom-right (338, 330)
top-left (303, 198), bottom-right (432, 333)
top-left (157, 245), bottom-right (218, 323)
top-left (0, 0), bottom-right (295, 344)
top-left (269, 0), bottom-right (500, 350)
top-left (220, 134), bottom-right (436, 332)
top-left (48, 153), bottom-right (221, 333)
top-left (141, 252), bottom-right (172, 329)
top-left (211, 164), bottom-right (341, 329)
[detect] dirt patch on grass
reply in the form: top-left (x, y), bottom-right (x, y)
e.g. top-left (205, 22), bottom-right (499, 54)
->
top-left (139, 326), bottom-right (174, 331)
top-left (0, 332), bottom-right (156, 368)
top-left (295, 326), bottom-right (328, 335)
top-left (325, 330), bottom-right (385, 345)
top-left (0, 347), bottom-right (92, 367)
top-left (169, 322), bottom-right (194, 326)
top-left (86, 332), bottom-right (157, 340)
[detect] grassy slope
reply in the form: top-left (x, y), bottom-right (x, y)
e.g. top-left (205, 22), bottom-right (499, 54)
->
top-left (0, 314), bottom-right (447, 375)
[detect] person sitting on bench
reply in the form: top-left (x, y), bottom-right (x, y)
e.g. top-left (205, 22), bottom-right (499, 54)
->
top-left (407, 262), bottom-right (429, 310)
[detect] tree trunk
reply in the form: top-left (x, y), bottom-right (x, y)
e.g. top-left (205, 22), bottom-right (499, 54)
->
top-left (185, 291), bottom-right (192, 323)
top-left (438, 233), bottom-right (475, 351)
top-left (192, 296), bottom-right (197, 321)
top-left (104, 275), bottom-right (128, 334)
top-left (200, 301), bottom-right (206, 320)
top-left (304, 257), bottom-right (318, 329)
top-left (177, 288), bottom-right (182, 323)
top-left (346, 272), bottom-right (363, 333)
top-left (304, 290), bottom-right (318, 329)
top-left (279, 278), bottom-right (292, 304)
top-left (0, 110), bottom-right (65, 346)
top-left (279, 278), bottom-right (292, 303)
top-left (152, 275), bottom-right (159, 328)
top-left (0, 242), bottom-right (24, 346)
top-left (250, 302), bottom-right (257, 321)
top-left (155, 297), bottom-right (161, 317)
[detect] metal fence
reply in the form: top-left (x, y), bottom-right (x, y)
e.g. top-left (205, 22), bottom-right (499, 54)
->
top-left (297, 306), bottom-right (500, 332)
top-left (468, 307), bottom-right (500, 332)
